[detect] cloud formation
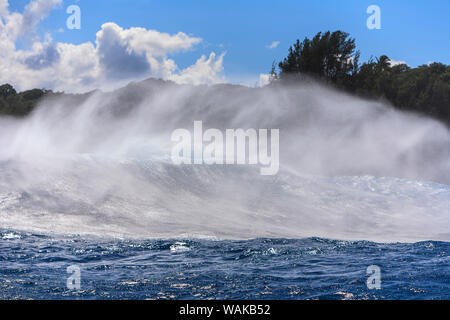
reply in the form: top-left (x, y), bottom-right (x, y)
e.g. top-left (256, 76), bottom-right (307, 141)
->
top-left (389, 59), bottom-right (408, 67)
top-left (0, 0), bottom-right (225, 92)
top-left (0, 0), bottom-right (62, 41)
top-left (169, 52), bottom-right (225, 85)
top-left (266, 41), bottom-right (280, 49)
top-left (258, 73), bottom-right (271, 87)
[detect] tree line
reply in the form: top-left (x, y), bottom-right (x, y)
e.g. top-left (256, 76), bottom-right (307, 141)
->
top-left (0, 84), bottom-right (52, 117)
top-left (274, 30), bottom-right (450, 126)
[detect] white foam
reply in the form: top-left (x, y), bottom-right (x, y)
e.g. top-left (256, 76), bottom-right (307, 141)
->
top-left (0, 82), bottom-right (449, 243)
top-left (0, 159), bottom-right (448, 243)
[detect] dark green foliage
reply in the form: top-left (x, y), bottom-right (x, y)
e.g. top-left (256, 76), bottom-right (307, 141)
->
top-left (277, 31), bottom-right (450, 126)
top-left (0, 84), bottom-right (17, 98)
top-left (0, 85), bottom-right (52, 117)
top-left (279, 31), bottom-right (360, 84)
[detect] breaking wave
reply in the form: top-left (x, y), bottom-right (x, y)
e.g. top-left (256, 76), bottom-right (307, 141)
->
top-left (0, 80), bottom-right (449, 242)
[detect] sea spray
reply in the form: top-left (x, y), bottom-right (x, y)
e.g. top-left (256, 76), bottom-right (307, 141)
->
top-left (0, 80), bottom-right (449, 241)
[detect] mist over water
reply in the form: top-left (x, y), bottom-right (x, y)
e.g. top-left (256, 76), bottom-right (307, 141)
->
top-left (0, 80), bottom-right (449, 242)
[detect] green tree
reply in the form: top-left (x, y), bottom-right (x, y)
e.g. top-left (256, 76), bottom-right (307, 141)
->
top-left (0, 84), bottom-right (17, 98)
top-left (278, 31), bottom-right (359, 84)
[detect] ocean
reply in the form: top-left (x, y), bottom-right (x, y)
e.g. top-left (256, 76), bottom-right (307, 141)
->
top-left (1, 230), bottom-right (448, 300)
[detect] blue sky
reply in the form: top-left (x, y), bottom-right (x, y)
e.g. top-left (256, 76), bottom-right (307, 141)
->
top-left (4, 0), bottom-right (450, 89)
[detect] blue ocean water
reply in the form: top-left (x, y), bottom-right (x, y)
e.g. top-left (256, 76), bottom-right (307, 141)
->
top-left (1, 229), bottom-right (448, 300)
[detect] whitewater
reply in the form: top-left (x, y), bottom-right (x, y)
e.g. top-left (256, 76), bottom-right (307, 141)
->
top-left (0, 80), bottom-right (449, 299)
top-left (0, 79), bottom-right (448, 243)
top-left (0, 157), bottom-right (449, 242)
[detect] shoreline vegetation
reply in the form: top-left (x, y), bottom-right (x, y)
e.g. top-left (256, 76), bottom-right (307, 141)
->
top-left (0, 30), bottom-right (449, 127)
top-left (274, 31), bottom-right (450, 127)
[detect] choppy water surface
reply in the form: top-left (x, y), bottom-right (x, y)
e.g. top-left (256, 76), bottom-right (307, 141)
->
top-left (1, 230), bottom-right (448, 300)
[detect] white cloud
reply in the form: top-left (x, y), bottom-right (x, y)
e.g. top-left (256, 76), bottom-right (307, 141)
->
top-left (169, 52), bottom-right (226, 85)
top-left (389, 59), bottom-right (408, 67)
top-left (266, 41), bottom-right (280, 49)
top-left (0, 0), bottom-right (9, 17)
top-left (0, 1), bottom-right (226, 92)
top-left (258, 73), bottom-right (271, 87)
top-left (1, 0), bottom-right (62, 41)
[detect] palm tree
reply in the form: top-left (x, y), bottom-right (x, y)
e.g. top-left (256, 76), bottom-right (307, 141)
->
top-left (375, 55), bottom-right (391, 73)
